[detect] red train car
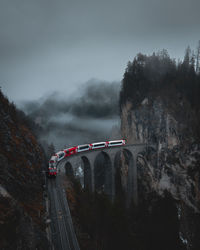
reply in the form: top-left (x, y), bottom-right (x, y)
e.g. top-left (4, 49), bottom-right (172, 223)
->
top-left (64, 146), bottom-right (77, 157)
top-left (48, 167), bottom-right (57, 177)
top-left (48, 155), bottom-right (58, 177)
top-left (49, 140), bottom-right (126, 171)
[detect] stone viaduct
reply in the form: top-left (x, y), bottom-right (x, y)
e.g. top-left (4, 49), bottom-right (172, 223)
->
top-left (58, 144), bottom-right (155, 204)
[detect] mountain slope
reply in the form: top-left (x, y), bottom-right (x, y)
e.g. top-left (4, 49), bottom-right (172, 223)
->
top-left (0, 89), bottom-right (48, 249)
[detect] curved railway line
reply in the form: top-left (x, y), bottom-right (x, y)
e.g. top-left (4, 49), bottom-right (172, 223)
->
top-left (48, 175), bottom-right (80, 250)
top-left (47, 142), bottom-right (156, 249)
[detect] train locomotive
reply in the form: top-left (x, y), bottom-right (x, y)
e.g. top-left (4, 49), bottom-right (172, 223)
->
top-left (48, 155), bottom-right (58, 177)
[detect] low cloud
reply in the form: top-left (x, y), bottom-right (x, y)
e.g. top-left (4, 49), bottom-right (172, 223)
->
top-left (21, 79), bottom-right (121, 150)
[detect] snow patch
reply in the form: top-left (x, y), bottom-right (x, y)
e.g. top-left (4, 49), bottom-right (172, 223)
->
top-left (159, 174), bottom-right (171, 191)
top-left (0, 185), bottom-right (11, 198)
top-left (141, 98), bottom-right (148, 105)
top-left (179, 232), bottom-right (188, 246)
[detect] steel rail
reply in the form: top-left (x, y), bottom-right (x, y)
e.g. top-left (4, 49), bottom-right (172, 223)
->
top-left (56, 176), bottom-right (80, 250)
top-left (56, 185), bottom-right (74, 250)
top-left (53, 183), bottom-right (71, 250)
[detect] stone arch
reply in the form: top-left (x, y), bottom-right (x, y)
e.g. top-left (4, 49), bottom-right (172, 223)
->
top-left (122, 149), bottom-right (135, 204)
top-left (81, 156), bottom-right (92, 191)
top-left (113, 150), bottom-right (124, 197)
top-left (94, 151), bottom-right (112, 197)
top-left (65, 162), bottom-right (74, 178)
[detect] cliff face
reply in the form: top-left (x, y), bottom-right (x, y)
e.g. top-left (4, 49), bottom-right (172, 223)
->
top-left (0, 90), bottom-right (48, 249)
top-left (120, 51), bottom-right (200, 249)
top-left (121, 98), bottom-right (200, 212)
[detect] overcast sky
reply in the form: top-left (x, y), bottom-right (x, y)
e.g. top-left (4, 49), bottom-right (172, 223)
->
top-left (0, 0), bottom-right (200, 102)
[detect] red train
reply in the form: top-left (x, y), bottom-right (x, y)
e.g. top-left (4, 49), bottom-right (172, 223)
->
top-left (48, 140), bottom-right (125, 177)
top-left (48, 155), bottom-right (57, 177)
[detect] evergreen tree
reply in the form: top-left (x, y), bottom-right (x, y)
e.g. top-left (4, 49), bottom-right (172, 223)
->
top-left (183, 46), bottom-right (191, 67)
top-left (196, 40), bottom-right (200, 74)
top-left (47, 142), bottom-right (55, 159)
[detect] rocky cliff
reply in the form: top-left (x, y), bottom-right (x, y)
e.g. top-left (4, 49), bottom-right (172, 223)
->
top-left (121, 98), bottom-right (200, 211)
top-left (0, 89), bottom-right (48, 249)
top-left (120, 51), bottom-right (200, 249)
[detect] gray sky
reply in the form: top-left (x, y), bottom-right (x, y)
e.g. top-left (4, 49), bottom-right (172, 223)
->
top-left (0, 0), bottom-right (200, 102)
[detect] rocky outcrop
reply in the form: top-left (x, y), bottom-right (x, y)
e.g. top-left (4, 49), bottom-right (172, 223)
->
top-left (0, 90), bottom-right (48, 249)
top-left (121, 97), bottom-right (200, 208)
top-left (120, 51), bottom-right (200, 249)
top-left (121, 97), bottom-right (200, 249)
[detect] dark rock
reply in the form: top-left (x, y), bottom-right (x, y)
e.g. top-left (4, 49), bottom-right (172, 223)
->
top-left (0, 89), bottom-right (49, 249)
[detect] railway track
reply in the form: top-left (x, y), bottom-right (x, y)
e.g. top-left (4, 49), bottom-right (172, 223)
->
top-left (48, 176), bottom-right (80, 250)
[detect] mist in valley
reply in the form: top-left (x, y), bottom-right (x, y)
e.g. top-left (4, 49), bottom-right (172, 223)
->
top-left (20, 79), bottom-right (121, 150)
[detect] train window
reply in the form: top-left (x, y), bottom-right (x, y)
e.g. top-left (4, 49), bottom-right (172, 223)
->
top-left (109, 141), bottom-right (122, 145)
top-left (59, 152), bottom-right (64, 158)
top-left (79, 145), bottom-right (89, 150)
top-left (93, 143), bottom-right (105, 147)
